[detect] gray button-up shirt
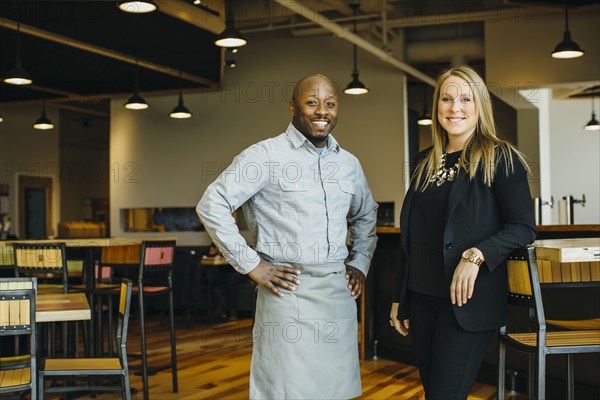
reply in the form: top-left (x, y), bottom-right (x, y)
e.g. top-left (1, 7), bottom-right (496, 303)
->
top-left (197, 123), bottom-right (378, 275)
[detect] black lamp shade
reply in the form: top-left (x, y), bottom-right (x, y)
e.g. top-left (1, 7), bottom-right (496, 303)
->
top-left (33, 110), bottom-right (54, 130)
top-left (118, 1), bottom-right (157, 13)
top-left (417, 109), bottom-right (433, 126)
top-left (170, 95), bottom-right (192, 119)
top-left (215, 27), bottom-right (247, 48)
top-left (3, 64), bottom-right (33, 85)
top-left (551, 30), bottom-right (585, 59)
top-left (344, 72), bottom-right (369, 95)
top-left (584, 112), bottom-right (599, 131)
top-left (124, 92), bottom-right (149, 110)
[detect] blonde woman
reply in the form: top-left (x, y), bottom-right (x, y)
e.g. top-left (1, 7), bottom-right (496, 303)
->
top-left (389, 65), bottom-right (536, 399)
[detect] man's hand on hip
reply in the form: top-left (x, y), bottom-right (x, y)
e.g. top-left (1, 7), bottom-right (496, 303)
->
top-left (345, 266), bottom-right (365, 299)
top-left (248, 260), bottom-right (302, 297)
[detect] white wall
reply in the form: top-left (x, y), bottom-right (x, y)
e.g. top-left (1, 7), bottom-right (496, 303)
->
top-left (548, 97), bottom-right (599, 224)
top-left (110, 32), bottom-right (407, 245)
top-left (0, 104), bottom-right (60, 238)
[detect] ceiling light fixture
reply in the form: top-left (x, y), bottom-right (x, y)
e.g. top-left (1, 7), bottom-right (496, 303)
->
top-left (584, 97), bottom-right (599, 131)
top-left (4, 17), bottom-right (33, 85)
top-left (124, 61), bottom-right (149, 110)
top-left (417, 109), bottom-right (432, 126)
top-left (118, 0), bottom-right (158, 14)
top-left (170, 72), bottom-right (192, 119)
top-left (215, 0), bottom-right (247, 48)
top-left (417, 87), bottom-right (432, 125)
top-left (551, 0), bottom-right (584, 59)
top-left (344, 2), bottom-right (368, 95)
top-left (33, 103), bottom-right (54, 130)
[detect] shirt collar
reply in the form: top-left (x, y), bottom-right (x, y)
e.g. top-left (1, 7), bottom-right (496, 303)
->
top-left (285, 122), bottom-right (340, 153)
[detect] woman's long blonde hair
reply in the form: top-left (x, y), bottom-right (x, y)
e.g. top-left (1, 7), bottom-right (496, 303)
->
top-left (413, 65), bottom-right (529, 191)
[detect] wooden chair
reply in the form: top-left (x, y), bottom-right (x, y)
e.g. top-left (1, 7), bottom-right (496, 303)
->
top-left (13, 243), bottom-right (71, 358)
top-left (13, 243), bottom-right (68, 294)
top-left (133, 240), bottom-right (178, 400)
top-left (497, 247), bottom-right (600, 400)
top-left (38, 279), bottom-right (133, 400)
top-left (0, 277), bottom-right (37, 400)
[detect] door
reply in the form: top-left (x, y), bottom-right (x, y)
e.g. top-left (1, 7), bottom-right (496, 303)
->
top-left (24, 188), bottom-right (47, 239)
top-left (19, 176), bottom-right (53, 239)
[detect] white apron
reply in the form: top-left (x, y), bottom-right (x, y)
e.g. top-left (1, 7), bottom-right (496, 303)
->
top-left (249, 262), bottom-right (361, 400)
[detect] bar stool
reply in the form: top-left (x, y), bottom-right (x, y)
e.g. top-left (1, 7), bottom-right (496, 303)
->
top-left (133, 240), bottom-right (178, 400)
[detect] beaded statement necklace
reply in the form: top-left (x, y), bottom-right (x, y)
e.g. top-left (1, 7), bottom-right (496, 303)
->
top-left (431, 152), bottom-right (460, 186)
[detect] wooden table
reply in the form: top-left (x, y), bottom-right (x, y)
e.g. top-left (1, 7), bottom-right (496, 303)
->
top-left (2, 237), bottom-right (175, 356)
top-left (36, 292), bottom-right (91, 323)
top-left (534, 238), bottom-right (600, 284)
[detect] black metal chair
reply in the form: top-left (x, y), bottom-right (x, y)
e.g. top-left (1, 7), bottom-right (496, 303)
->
top-left (13, 243), bottom-right (71, 358)
top-left (133, 240), bottom-right (178, 400)
top-left (497, 247), bottom-right (600, 400)
top-left (38, 279), bottom-right (133, 400)
top-left (13, 243), bottom-right (68, 294)
top-left (0, 277), bottom-right (37, 400)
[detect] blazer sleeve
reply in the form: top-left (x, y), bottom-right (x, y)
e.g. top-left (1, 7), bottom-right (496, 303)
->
top-left (476, 149), bottom-right (537, 271)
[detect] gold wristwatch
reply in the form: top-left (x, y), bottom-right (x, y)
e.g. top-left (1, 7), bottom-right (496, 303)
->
top-left (461, 248), bottom-right (484, 267)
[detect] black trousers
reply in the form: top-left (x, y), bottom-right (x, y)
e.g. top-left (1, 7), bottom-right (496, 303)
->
top-left (408, 290), bottom-right (496, 400)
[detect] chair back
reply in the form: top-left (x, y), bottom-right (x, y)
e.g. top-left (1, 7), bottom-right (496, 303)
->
top-left (505, 246), bottom-right (546, 329)
top-left (0, 277), bottom-right (37, 397)
top-left (13, 243), bottom-right (69, 293)
top-left (116, 279), bottom-right (133, 362)
top-left (138, 240), bottom-right (176, 284)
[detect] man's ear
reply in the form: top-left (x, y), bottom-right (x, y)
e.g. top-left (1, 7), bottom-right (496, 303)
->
top-left (289, 100), bottom-right (295, 117)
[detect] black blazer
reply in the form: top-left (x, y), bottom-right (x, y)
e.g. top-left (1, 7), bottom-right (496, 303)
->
top-left (394, 146), bottom-right (536, 332)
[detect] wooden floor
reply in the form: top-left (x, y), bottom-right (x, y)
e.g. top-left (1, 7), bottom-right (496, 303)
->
top-left (44, 316), bottom-right (498, 399)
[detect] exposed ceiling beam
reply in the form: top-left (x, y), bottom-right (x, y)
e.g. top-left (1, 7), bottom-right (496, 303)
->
top-left (155, 0), bottom-right (225, 34)
top-left (0, 18), bottom-right (217, 87)
top-left (274, 0), bottom-right (436, 86)
top-left (52, 103), bottom-right (110, 118)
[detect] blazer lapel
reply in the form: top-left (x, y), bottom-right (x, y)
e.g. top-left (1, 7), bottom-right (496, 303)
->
top-left (445, 169), bottom-right (468, 226)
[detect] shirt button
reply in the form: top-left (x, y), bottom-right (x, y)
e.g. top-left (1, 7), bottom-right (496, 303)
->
top-left (445, 242), bottom-right (453, 249)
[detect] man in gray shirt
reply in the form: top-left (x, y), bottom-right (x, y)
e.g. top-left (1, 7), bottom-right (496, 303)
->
top-left (197, 74), bottom-right (378, 399)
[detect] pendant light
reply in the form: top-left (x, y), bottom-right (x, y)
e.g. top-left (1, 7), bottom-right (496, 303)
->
top-left (118, 0), bottom-right (157, 14)
top-left (344, 2), bottom-right (368, 95)
top-left (417, 86), bottom-right (432, 125)
top-left (417, 109), bottom-right (432, 126)
top-left (124, 62), bottom-right (149, 110)
top-left (215, 0), bottom-right (247, 48)
top-left (4, 18), bottom-right (33, 85)
top-left (33, 103), bottom-right (54, 130)
top-left (170, 72), bottom-right (192, 119)
top-left (551, 0), bottom-right (584, 59)
top-left (584, 97), bottom-right (599, 131)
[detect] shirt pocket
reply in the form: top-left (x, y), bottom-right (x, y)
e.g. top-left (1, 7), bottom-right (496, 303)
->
top-left (278, 178), bottom-right (308, 192)
top-left (278, 178), bottom-right (308, 219)
top-left (329, 179), bottom-right (355, 215)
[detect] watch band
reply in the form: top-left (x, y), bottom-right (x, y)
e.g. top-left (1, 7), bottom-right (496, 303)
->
top-left (462, 248), bottom-right (484, 267)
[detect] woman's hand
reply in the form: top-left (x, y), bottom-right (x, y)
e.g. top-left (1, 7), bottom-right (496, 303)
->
top-left (345, 266), bottom-right (365, 299)
top-left (450, 261), bottom-right (480, 306)
top-left (390, 302), bottom-right (410, 336)
top-left (247, 260), bottom-right (302, 297)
